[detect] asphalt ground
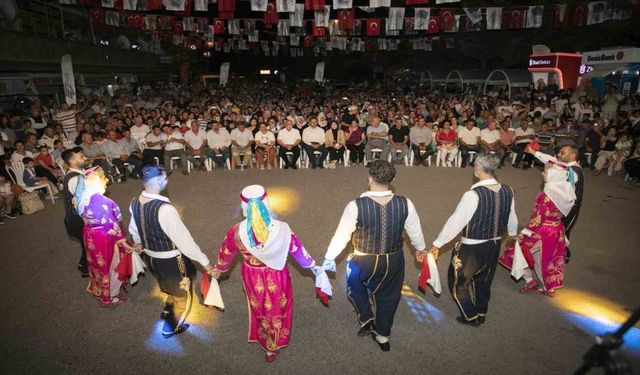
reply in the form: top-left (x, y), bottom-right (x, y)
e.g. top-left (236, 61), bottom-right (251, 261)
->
top-left (1, 162), bottom-right (639, 374)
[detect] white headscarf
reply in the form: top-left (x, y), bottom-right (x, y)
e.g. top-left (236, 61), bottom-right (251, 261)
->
top-left (543, 162), bottom-right (576, 217)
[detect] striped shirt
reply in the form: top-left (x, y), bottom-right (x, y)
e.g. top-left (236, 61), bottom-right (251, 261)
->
top-left (54, 110), bottom-right (77, 135)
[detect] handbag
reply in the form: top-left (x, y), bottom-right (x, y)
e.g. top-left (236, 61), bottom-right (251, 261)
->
top-left (19, 191), bottom-right (45, 215)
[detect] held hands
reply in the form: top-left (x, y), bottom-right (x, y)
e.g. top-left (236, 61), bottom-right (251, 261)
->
top-left (427, 246), bottom-right (439, 261)
top-left (321, 259), bottom-right (336, 273)
top-left (133, 243), bottom-right (143, 254)
top-left (415, 250), bottom-right (428, 263)
top-left (204, 264), bottom-right (217, 277)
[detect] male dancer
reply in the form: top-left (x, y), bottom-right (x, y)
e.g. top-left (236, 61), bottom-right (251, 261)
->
top-left (129, 165), bottom-right (214, 337)
top-left (322, 160), bottom-right (426, 351)
top-left (420, 154), bottom-right (517, 326)
top-left (61, 147), bottom-right (88, 277)
top-left (527, 145), bottom-right (584, 262)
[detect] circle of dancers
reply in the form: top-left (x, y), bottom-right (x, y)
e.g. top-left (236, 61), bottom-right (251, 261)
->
top-left (61, 143), bottom-right (582, 362)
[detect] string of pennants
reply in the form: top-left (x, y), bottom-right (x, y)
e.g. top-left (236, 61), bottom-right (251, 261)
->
top-left (61, 0), bottom-right (635, 56)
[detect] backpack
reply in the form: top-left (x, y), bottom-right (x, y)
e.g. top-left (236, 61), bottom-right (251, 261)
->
top-left (19, 191), bottom-right (45, 215)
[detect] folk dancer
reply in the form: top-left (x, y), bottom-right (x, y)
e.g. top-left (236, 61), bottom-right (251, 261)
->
top-left (322, 161), bottom-right (426, 351)
top-left (128, 165), bottom-right (215, 337)
top-left (211, 185), bottom-right (329, 362)
top-left (499, 161), bottom-right (575, 297)
top-left (61, 147), bottom-right (89, 277)
top-left (422, 154), bottom-right (517, 326)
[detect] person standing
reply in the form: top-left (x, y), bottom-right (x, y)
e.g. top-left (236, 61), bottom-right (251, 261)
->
top-left (61, 147), bottom-right (89, 277)
top-left (421, 154), bottom-right (517, 326)
top-left (128, 165), bottom-right (214, 337)
top-left (212, 185), bottom-right (326, 362)
top-left (322, 160), bottom-right (426, 351)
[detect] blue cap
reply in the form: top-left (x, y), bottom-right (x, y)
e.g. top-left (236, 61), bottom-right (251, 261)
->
top-left (141, 165), bottom-right (166, 183)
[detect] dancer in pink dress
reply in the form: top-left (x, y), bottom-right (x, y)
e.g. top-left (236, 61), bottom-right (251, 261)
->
top-left (499, 161), bottom-right (575, 297)
top-left (77, 167), bottom-right (133, 307)
top-left (212, 185), bottom-right (328, 362)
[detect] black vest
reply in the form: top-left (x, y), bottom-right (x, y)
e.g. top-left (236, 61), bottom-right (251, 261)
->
top-left (462, 185), bottom-right (513, 240)
top-left (62, 171), bottom-right (81, 219)
top-left (130, 198), bottom-right (175, 252)
top-left (352, 195), bottom-right (409, 254)
top-left (570, 165), bottom-right (584, 206)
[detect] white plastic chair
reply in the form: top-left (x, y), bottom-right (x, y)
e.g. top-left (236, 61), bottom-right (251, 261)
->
top-left (187, 155), bottom-right (212, 173)
top-left (436, 147), bottom-right (460, 167)
top-left (210, 154), bottom-right (232, 170)
top-left (364, 148), bottom-right (383, 164)
top-left (305, 150), bottom-right (328, 168)
top-left (388, 149), bottom-right (409, 166)
top-left (278, 148), bottom-right (302, 169)
top-left (10, 162), bottom-right (55, 204)
top-left (409, 149), bottom-right (432, 167)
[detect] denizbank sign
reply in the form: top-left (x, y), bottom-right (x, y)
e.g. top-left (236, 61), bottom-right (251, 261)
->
top-left (582, 48), bottom-right (640, 65)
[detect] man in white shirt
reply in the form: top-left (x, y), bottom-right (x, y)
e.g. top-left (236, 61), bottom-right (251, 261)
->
top-left (184, 120), bottom-right (208, 171)
top-left (129, 115), bottom-right (151, 142)
top-left (254, 122), bottom-right (277, 170)
top-left (420, 155), bottom-right (516, 326)
top-left (512, 121), bottom-right (536, 169)
top-left (365, 116), bottom-right (389, 164)
top-left (409, 117), bottom-right (434, 166)
top-left (38, 126), bottom-right (59, 150)
top-left (229, 122), bottom-right (254, 169)
top-left (163, 125), bottom-right (188, 175)
top-left (322, 160), bottom-right (425, 351)
top-left (143, 125), bottom-right (167, 166)
top-left (129, 165), bottom-right (215, 337)
top-left (457, 119), bottom-right (481, 168)
top-left (277, 119), bottom-right (301, 169)
top-left (302, 117), bottom-right (328, 169)
top-left (205, 121), bottom-right (232, 169)
top-left (479, 121), bottom-right (503, 160)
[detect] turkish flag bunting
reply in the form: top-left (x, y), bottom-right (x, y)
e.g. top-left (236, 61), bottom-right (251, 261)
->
top-left (572, 4), bottom-right (587, 26)
top-left (552, 4), bottom-right (569, 28)
top-left (218, 0), bottom-right (235, 12)
top-left (303, 35), bottom-right (314, 48)
top-left (437, 8), bottom-right (455, 32)
top-left (264, 2), bottom-right (279, 28)
top-left (212, 18), bottom-right (226, 34)
top-left (145, 0), bottom-right (163, 10)
top-left (311, 21), bottom-right (326, 36)
top-left (405, 0), bottom-right (427, 4)
top-left (174, 0), bottom-right (192, 16)
top-left (90, 9), bottom-right (104, 24)
top-left (219, 11), bottom-right (234, 19)
top-left (508, 7), bottom-right (526, 29)
top-left (172, 21), bottom-right (183, 34)
top-left (338, 9), bottom-right (354, 30)
top-left (366, 18), bottom-right (381, 36)
top-left (427, 16), bottom-right (439, 33)
top-left (305, 0), bottom-right (325, 11)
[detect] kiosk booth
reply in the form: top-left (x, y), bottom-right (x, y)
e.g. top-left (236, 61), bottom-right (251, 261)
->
top-left (578, 47), bottom-right (640, 100)
top-left (527, 53), bottom-right (583, 89)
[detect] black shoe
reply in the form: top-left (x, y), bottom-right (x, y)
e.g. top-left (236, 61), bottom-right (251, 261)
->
top-left (292, 165), bottom-right (298, 170)
top-left (372, 335), bottom-right (390, 352)
top-left (565, 248), bottom-right (571, 264)
top-left (160, 304), bottom-right (174, 319)
top-left (284, 165), bottom-right (290, 169)
top-left (311, 164), bottom-right (317, 169)
top-left (357, 321), bottom-right (374, 337)
top-left (80, 269), bottom-right (89, 278)
top-left (522, 164), bottom-right (530, 170)
top-left (162, 323), bottom-right (190, 338)
top-left (512, 163), bottom-right (521, 169)
top-left (477, 316), bottom-right (486, 325)
top-left (456, 316), bottom-right (483, 327)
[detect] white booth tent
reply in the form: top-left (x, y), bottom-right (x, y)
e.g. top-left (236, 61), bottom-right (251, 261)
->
top-left (419, 70), bottom-right (448, 90)
top-left (483, 69), bottom-right (533, 98)
top-left (444, 69), bottom-right (490, 94)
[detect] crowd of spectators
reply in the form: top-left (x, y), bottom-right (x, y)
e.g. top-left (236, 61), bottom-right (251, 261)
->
top-left (1, 78), bottom-right (639, 224)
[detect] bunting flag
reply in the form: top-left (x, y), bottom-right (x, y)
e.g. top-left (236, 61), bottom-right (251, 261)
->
top-left (414, 8), bottom-right (430, 30)
top-left (145, 0), bottom-right (164, 10)
top-left (352, 19), bottom-right (362, 34)
top-left (333, 0), bottom-right (352, 10)
top-left (163, 0), bottom-right (185, 11)
top-left (305, 0), bottom-right (324, 11)
top-left (182, 16), bottom-right (195, 31)
top-left (463, 7), bottom-right (482, 25)
top-left (196, 17), bottom-right (208, 32)
top-left (276, 0), bottom-right (295, 13)
top-left (277, 19), bottom-right (290, 35)
top-left (572, 4), bottom-right (588, 26)
top-left (551, 4), bottom-right (568, 28)
top-left (250, 0), bottom-right (267, 12)
top-left (508, 7), bottom-right (526, 29)
top-left (338, 9), bottom-right (354, 30)
top-left (387, 7), bottom-right (405, 30)
top-left (464, 14), bottom-right (481, 32)
top-left (436, 0), bottom-right (459, 3)
top-left (377, 38), bottom-right (387, 50)
top-left (486, 7), bottom-right (502, 30)
top-left (311, 20), bottom-right (326, 36)
top-left (144, 14), bottom-right (157, 30)
top-left (291, 4), bottom-right (305, 27)
top-left (102, 0), bottom-right (114, 8)
top-left (194, 0), bottom-right (207, 11)
top-left (369, 0), bottom-right (390, 8)
top-left (526, 5), bottom-right (544, 28)
top-left (105, 10), bottom-right (120, 25)
top-left (405, 0), bottom-right (427, 4)
top-left (248, 30), bottom-right (259, 42)
top-left (228, 19), bottom-right (240, 34)
top-left (264, 2), bottom-right (279, 27)
top-left (290, 34), bottom-right (300, 46)
top-left (217, 0), bottom-right (235, 18)
top-left (403, 17), bottom-right (416, 35)
top-left (90, 9), bottom-right (104, 24)
top-left (244, 19), bottom-right (256, 33)
top-left (123, 0), bottom-right (136, 10)
top-left (438, 8), bottom-right (456, 32)
top-left (427, 15), bottom-right (439, 33)
top-left (366, 18), bottom-right (380, 36)
top-left (212, 18), bottom-right (225, 34)
top-left (587, 1), bottom-right (607, 25)
top-left (385, 19), bottom-right (399, 36)
top-left (172, 19), bottom-right (183, 34)
top-left (315, 5), bottom-right (331, 27)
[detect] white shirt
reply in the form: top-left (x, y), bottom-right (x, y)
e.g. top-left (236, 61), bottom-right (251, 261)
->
top-left (277, 128), bottom-right (301, 145)
top-left (184, 129), bottom-right (207, 149)
top-left (324, 190), bottom-right (426, 261)
top-left (128, 192), bottom-right (210, 267)
top-left (164, 131), bottom-right (185, 151)
top-left (0, 131), bottom-right (8, 156)
top-left (144, 133), bottom-right (166, 150)
top-left (433, 179), bottom-right (518, 248)
top-left (480, 129), bottom-right (500, 144)
top-left (457, 126), bottom-right (481, 145)
top-left (130, 124), bottom-right (150, 141)
top-left (302, 126), bottom-right (326, 145)
top-left (255, 130), bottom-right (276, 145)
top-left (206, 128), bottom-right (232, 149)
top-left (66, 168), bottom-right (83, 195)
top-left (11, 151), bottom-right (33, 164)
top-left (514, 127), bottom-right (535, 144)
top-left (230, 128), bottom-right (253, 147)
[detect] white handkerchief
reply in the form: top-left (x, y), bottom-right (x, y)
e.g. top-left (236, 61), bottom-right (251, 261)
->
top-left (204, 276), bottom-right (225, 309)
top-left (427, 253), bottom-right (441, 294)
top-left (511, 241), bottom-right (527, 280)
top-left (314, 269), bottom-right (333, 296)
top-left (131, 251), bottom-right (146, 284)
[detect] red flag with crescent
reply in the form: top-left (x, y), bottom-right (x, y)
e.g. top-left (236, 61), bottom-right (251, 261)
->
top-left (264, 2), bottom-right (279, 28)
top-left (212, 18), bottom-right (226, 34)
top-left (509, 7), bottom-right (526, 29)
top-left (427, 14), bottom-right (439, 33)
top-left (338, 9), bottom-right (354, 30)
top-left (305, 0), bottom-right (325, 11)
top-left (438, 9), bottom-right (455, 32)
top-left (366, 18), bottom-right (380, 36)
top-left (572, 4), bottom-right (587, 26)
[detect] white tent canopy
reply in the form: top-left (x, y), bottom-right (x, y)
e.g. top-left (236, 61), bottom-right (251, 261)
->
top-left (483, 69), bottom-right (533, 98)
top-left (445, 69), bottom-right (490, 93)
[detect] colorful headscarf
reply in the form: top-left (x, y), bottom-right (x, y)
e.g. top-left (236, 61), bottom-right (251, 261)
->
top-left (240, 185), bottom-right (271, 248)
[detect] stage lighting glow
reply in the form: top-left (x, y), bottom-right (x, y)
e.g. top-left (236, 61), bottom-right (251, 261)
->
top-left (562, 312), bottom-right (640, 353)
top-left (260, 69), bottom-right (271, 75)
top-left (145, 320), bottom-right (186, 356)
top-left (401, 284), bottom-right (443, 324)
top-left (265, 186), bottom-right (299, 216)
